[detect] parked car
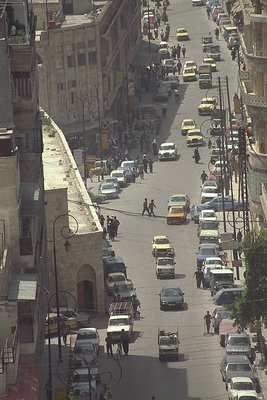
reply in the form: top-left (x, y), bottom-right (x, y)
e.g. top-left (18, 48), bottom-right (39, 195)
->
top-left (106, 272), bottom-right (127, 295)
top-left (198, 220), bottom-right (219, 233)
top-left (103, 256), bottom-right (127, 279)
top-left (110, 169), bottom-right (127, 187)
top-left (212, 306), bottom-right (232, 334)
top-left (201, 186), bottom-right (219, 203)
top-left (159, 286), bottom-right (184, 310)
top-left (158, 142), bottom-right (178, 161)
top-left (220, 355), bottom-right (259, 388)
top-left (196, 243), bottom-right (219, 267)
top-left (225, 332), bottom-right (253, 361)
top-left (227, 377), bottom-right (257, 399)
top-left (118, 166), bottom-right (135, 183)
top-left (113, 280), bottom-right (136, 301)
top-left (99, 182), bottom-right (119, 199)
top-left (162, 58), bottom-right (176, 72)
top-left (205, 196), bottom-right (245, 211)
top-left (213, 287), bottom-right (244, 305)
top-left (75, 328), bottom-right (100, 354)
top-left (199, 209), bottom-right (217, 222)
top-left (50, 307), bottom-right (90, 329)
top-left (190, 204), bottom-right (207, 223)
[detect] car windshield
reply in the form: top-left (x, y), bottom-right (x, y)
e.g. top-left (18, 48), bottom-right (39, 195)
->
top-left (171, 196), bottom-right (186, 202)
top-left (206, 258), bottom-right (222, 265)
top-left (74, 345), bottom-right (94, 354)
top-left (117, 283), bottom-right (133, 291)
top-left (202, 211), bottom-right (215, 217)
top-left (188, 132), bottom-right (200, 137)
top-left (112, 172), bottom-right (123, 177)
top-left (159, 336), bottom-right (177, 345)
top-left (165, 60), bottom-right (173, 66)
top-left (201, 248), bottom-right (216, 255)
top-left (200, 221), bottom-right (218, 229)
top-left (202, 99), bottom-right (213, 105)
top-left (102, 183), bottom-right (114, 190)
top-left (160, 144), bottom-right (175, 150)
top-left (155, 238), bottom-right (169, 244)
top-left (163, 288), bottom-right (182, 296)
top-left (227, 363), bottom-right (251, 372)
top-left (109, 318), bottom-right (129, 326)
top-left (170, 208), bottom-right (184, 213)
top-left (184, 68), bottom-right (194, 73)
top-left (184, 120), bottom-right (194, 126)
top-left (76, 332), bottom-right (97, 340)
top-left (178, 29), bottom-right (187, 33)
top-left (228, 337), bottom-right (250, 346)
top-left (158, 258), bottom-right (174, 265)
top-left (203, 187), bottom-right (217, 193)
top-left (109, 275), bottom-right (124, 282)
top-left (233, 382), bottom-right (254, 390)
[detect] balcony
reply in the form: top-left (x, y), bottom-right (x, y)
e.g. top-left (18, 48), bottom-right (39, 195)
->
top-left (238, 71), bottom-right (267, 109)
top-left (240, 33), bottom-right (267, 72)
top-left (0, 326), bottom-right (19, 396)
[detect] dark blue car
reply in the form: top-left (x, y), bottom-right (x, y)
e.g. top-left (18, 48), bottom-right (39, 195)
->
top-left (196, 243), bottom-right (219, 267)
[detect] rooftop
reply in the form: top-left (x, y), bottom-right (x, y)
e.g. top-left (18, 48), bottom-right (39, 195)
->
top-left (42, 112), bottom-right (102, 234)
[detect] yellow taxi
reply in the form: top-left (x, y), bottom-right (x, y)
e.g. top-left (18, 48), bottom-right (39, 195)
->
top-left (166, 206), bottom-right (187, 225)
top-left (181, 118), bottom-right (196, 136)
top-left (152, 235), bottom-right (175, 257)
top-left (203, 57), bottom-right (217, 72)
top-left (198, 97), bottom-right (217, 115)
top-left (182, 67), bottom-right (197, 82)
top-left (186, 129), bottom-right (204, 147)
top-left (176, 28), bottom-right (189, 40)
top-left (184, 60), bottom-right (197, 73)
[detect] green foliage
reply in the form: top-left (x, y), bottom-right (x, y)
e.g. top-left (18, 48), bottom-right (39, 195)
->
top-left (231, 230), bottom-right (267, 327)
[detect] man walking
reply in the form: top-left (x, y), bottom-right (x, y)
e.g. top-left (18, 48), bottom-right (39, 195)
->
top-left (177, 59), bottom-right (182, 74)
top-left (105, 333), bottom-right (113, 355)
top-left (176, 43), bottom-right (181, 59)
top-left (149, 199), bottom-right (157, 217)
top-left (113, 216), bottom-right (120, 237)
top-left (162, 103), bottom-right (167, 118)
top-left (148, 158), bottom-right (154, 173)
top-left (204, 311), bottom-right (212, 334)
top-left (193, 267), bottom-right (204, 288)
top-left (182, 44), bottom-right (186, 57)
top-left (120, 329), bottom-right (129, 355)
top-left (201, 170), bottom-right (208, 184)
top-left (142, 198), bottom-right (150, 216)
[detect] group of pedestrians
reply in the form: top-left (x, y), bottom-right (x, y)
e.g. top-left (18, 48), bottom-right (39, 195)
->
top-left (100, 215), bottom-right (120, 241)
top-left (105, 329), bottom-right (130, 356)
top-left (142, 198), bottom-right (157, 217)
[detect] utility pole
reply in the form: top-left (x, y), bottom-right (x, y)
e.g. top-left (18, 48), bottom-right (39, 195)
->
top-left (148, 0), bottom-right (151, 52)
top-left (218, 77), bottom-right (227, 232)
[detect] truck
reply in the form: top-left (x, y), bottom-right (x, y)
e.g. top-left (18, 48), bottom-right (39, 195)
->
top-left (107, 302), bottom-right (134, 342)
top-left (158, 329), bottom-right (179, 361)
top-left (198, 73), bottom-right (212, 89)
top-left (208, 44), bottom-right (221, 61)
top-left (156, 257), bottom-right (176, 279)
top-left (210, 268), bottom-right (234, 296)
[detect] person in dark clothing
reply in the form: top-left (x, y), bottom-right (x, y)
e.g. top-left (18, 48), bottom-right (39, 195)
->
top-left (177, 59), bottom-right (182, 74)
top-left (105, 333), bottom-right (113, 355)
top-left (143, 155), bottom-right (148, 173)
top-left (201, 170), bottom-right (208, 184)
top-left (152, 139), bottom-right (157, 155)
top-left (120, 329), bottom-right (129, 355)
top-left (162, 103), bottom-right (167, 118)
top-left (61, 322), bottom-right (68, 345)
top-left (182, 45), bottom-right (186, 57)
top-left (99, 215), bottom-right (105, 227)
top-left (113, 216), bottom-right (120, 237)
top-left (132, 295), bottom-right (141, 318)
top-left (142, 198), bottom-right (150, 216)
top-left (193, 267), bottom-right (204, 288)
top-left (149, 199), bottom-right (157, 217)
top-left (108, 218), bottom-right (115, 241)
top-left (194, 147), bottom-right (200, 163)
top-left (148, 158), bottom-right (153, 173)
top-left (176, 43), bottom-right (181, 59)
top-left (204, 311), bottom-right (212, 334)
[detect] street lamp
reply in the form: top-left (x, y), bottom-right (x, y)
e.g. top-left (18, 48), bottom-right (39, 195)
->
top-left (52, 214), bottom-right (79, 362)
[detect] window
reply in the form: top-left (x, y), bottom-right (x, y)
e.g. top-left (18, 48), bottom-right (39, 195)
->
top-left (18, 302), bottom-right (34, 343)
top-left (68, 80), bottom-right (76, 89)
top-left (77, 41), bottom-right (85, 50)
top-left (88, 51), bottom-right (97, 64)
top-left (56, 45), bottom-right (63, 53)
top-left (67, 55), bottom-right (75, 68)
top-left (56, 54), bottom-right (64, 69)
top-left (78, 52), bottom-right (86, 66)
top-left (57, 82), bottom-right (64, 91)
top-left (13, 72), bottom-right (31, 97)
top-left (88, 39), bottom-right (96, 48)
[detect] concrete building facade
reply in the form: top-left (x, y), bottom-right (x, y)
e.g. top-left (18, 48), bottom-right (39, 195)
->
top-left (34, 0), bottom-right (141, 149)
top-left (0, 0), bottom-right (46, 398)
top-left (239, 0), bottom-right (267, 225)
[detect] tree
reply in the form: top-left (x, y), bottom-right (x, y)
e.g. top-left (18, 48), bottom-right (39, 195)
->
top-left (231, 230), bottom-right (267, 327)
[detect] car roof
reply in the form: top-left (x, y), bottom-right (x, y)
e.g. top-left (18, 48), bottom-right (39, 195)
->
top-left (108, 272), bottom-right (125, 277)
top-left (78, 327), bottom-right (98, 334)
top-left (205, 257), bottom-right (222, 262)
top-left (230, 377), bottom-right (253, 383)
top-left (210, 268), bottom-right (233, 274)
top-left (227, 332), bottom-right (249, 338)
top-left (170, 193), bottom-right (187, 197)
top-left (188, 129), bottom-right (201, 133)
top-left (160, 142), bottom-right (175, 146)
top-left (162, 286), bottom-right (181, 291)
top-left (199, 243), bottom-right (217, 248)
top-left (154, 235), bottom-right (169, 239)
top-left (182, 118), bottom-right (195, 123)
top-left (104, 256), bottom-right (124, 263)
top-left (216, 287), bottom-right (243, 295)
top-left (222, 355), bottom-right (250, 362)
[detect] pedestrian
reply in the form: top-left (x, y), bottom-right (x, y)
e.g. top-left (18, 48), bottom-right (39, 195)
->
top-left (154, 26), bottom-right (158, 39)
top-left (177, 59), bottom-right (182, 74)
top-left (208, 138), bottom-right (212, 149)
top-left (105, 333), bottom-right (113, 355)
top-left (120, 329), bottom-right (129, 355)
top-left (143, 154), bottom-right (148, 173)
top-left (106, 215), bottom-right (110, 228)
top-left (156, 12), bottom-right (161, 25)
top-left (132, 295), bottom-right (141, 318)
top-left (231, 48), bottom-right (236, 60)
top-left (237, 230), bottom-right (242, 242)
top-left (204, 311), bottom-right (212, 334)
top-left (108, 218), bottom-right (115, 241)
top-left (173, 45), bottom-right (177, 59)
top-left (194, 147), bottom-right (200, 163)
top-left (61, 322), bottom-right (68, 345)
top-left (193, 267), bottom-right (204, 289)
top-left (206, 8), bottom-right (210, 19)
top-left (139, 164), bottom-right (144, 180)
top-left (176, 43), bottom-right (181, 59)
top-left (182, 44), bottom-right (186, 58)
top-left (113, 216), bottom-right (120, 237)
top-left (152, 138), bottom-right (157, 155)
top-left (160, 29), bottom-right (164, 41)
top-left (142, 198), bottom-right (150, 216)
top-left (99, 215), bottom-right (105, 227)
top-left (162, 103), bottom-right (167, 118)
top-left (149, 199), bottom-right (157, 217)
top-left (148, 158), bottom-right (153, 173)
top-left (201, 170), bottom-right (208, 184)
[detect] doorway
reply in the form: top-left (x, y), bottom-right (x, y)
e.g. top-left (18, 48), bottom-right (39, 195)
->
top-left (77, 280), bottom-right (94, 312)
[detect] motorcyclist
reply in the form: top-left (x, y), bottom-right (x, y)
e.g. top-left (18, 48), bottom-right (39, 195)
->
top-left (214, 27), bottom-right (219, 40)
top-left (193, 147), bottom-right (200, 164)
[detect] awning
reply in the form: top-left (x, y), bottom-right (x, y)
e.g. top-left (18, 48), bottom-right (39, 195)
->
top-left (8, 273), bottom-right (37, 301)
top-left (132, 40), bottom-right (157, 67)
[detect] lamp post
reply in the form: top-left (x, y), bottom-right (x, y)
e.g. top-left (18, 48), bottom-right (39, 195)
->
top-left (52, 214), bottom-right (79, 362)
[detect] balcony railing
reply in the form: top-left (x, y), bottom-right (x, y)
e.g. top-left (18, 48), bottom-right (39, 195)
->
top-left (238, 71), bottom-right (267, 108)
top-left (241, 34), bottom-right (267, 71)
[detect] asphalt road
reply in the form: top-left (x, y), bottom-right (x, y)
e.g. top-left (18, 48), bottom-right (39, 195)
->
top-left (94, 2), bottom-right (241, 399)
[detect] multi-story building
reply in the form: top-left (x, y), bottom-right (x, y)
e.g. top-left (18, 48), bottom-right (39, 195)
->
top-left (239, 0), bottom-right (267, 226)
top-left (0, 0), bottom-right (46, 398)
top-left (33, 0), bottom-right (141, 150)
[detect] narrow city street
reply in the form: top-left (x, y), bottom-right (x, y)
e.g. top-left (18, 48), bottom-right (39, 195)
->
top-left (95, 0), bottom-right (242, 399)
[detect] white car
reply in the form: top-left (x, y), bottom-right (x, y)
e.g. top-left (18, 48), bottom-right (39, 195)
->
top-left (99, 182), bottom-right (119, 199)
top-left (203, 257), bottom-right (224, 269)
top-left (199, 209), bottom-right (217, 222)
top-left (110, 169), bottom-right (127, 187)
top-left (227, 377), bottom-right (257, 400)
top-left (101, 176), bottom-right (120, 192)
top-left (201, 186), bottom-right (219, 203)
top-left (75, 327), bottom-right (100, 353)
top-left (192, 0), bottom-right (205, 5)
top-left (158, 142), bottom-right (178, 161)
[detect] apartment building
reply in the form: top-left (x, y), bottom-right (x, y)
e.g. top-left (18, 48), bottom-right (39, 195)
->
top-left (0, 0), bottom-right (46, 398)
top-left (239, 0), bottom-right (267, 225)
top-left (34, 0), bottom-right (141, 149)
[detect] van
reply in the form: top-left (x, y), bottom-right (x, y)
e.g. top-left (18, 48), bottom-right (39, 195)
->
top-left (203, 264), bottom-right (224, 288)
top-left (103, 256), bottom-right (127, 279)
top-left (213, 287), bottom-right (244, 305)
top-left (210, 269), bottom-right (234, 296)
